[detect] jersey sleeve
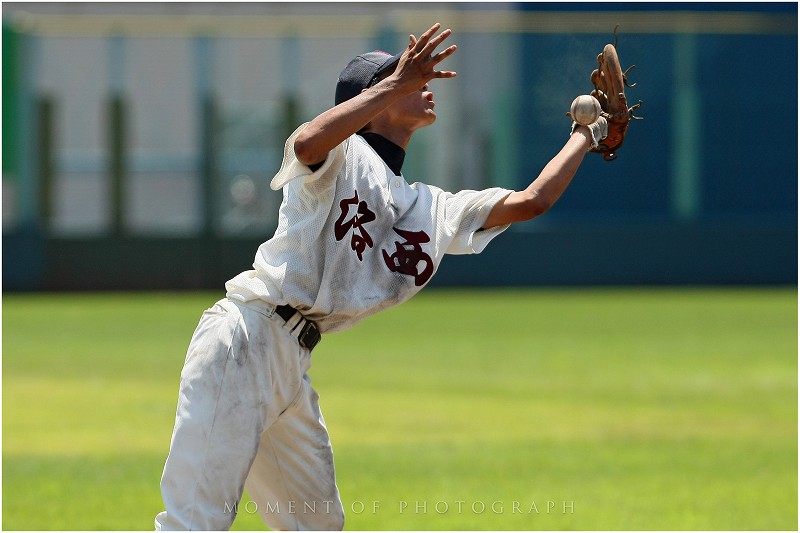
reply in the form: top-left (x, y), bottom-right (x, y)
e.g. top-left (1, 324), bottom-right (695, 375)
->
top-left (441, 187), bottom-right (513, 255)
top-left (270, 123), bottom-right (347, 191)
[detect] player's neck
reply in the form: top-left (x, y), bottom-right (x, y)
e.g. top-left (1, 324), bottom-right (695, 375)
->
top-left (365, 125), bottom-right (413, 151)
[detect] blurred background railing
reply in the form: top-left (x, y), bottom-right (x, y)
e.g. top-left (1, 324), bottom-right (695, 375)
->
top-left (3, 2), bottom-right (797, 290)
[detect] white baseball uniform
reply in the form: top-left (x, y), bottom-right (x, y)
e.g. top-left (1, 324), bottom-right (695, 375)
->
top-left (156, 124), bottom-right (512, 530)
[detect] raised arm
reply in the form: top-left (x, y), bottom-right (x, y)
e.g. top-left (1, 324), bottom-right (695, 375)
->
top-left (294, 23), bottom-right (457, 167)
top-left (482, 120), bottom-right (606, 229)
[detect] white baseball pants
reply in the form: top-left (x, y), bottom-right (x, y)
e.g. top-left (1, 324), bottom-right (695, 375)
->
top-left (155, 298), bottom-right (344, 531)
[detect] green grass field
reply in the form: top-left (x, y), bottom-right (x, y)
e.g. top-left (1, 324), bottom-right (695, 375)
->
top-left (3, 287), bottom-right (797, 530)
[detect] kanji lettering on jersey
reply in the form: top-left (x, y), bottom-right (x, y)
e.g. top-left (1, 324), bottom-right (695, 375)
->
top-left (334, 191), bottom-right (376, 261)
top-left (382, 227), bottom-right (434, 286)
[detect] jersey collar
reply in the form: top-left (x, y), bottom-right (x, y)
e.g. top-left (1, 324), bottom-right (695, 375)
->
top-left (359, 132), bottom-right (405, 176)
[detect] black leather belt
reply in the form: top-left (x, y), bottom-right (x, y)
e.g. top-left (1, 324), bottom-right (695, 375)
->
top-left (275, 304), bottom-right (321, 351)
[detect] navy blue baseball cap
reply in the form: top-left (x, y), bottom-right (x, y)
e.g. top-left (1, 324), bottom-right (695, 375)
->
top-left (335, 50), bottom-right (403, 105)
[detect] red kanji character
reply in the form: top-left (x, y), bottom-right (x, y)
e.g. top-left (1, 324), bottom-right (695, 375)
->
top-left (382, 228), bottom-right (434, 286)
top-left (334, 191), bottom-right (376, 261)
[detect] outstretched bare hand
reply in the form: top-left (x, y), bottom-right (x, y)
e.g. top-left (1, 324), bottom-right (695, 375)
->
top-left (388, 23), bottom-right (457, 94)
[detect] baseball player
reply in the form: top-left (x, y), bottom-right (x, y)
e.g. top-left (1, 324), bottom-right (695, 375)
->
top-left (155, 23), bottom-right (607, 531)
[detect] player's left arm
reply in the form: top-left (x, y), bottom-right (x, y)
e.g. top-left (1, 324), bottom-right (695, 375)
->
top-left (482, 125), bottom-right (594, 229)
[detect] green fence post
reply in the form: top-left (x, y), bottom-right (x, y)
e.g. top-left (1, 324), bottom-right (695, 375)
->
top-left (36, 95), bottom-right (54, 230)
top-left (2, 22), bottom-right (20, 182)
top-left (195, 35), bottom-right (217, 239)
top-left (108, 94), bottom-right (126, 235)
top-left (671, 33), bottom-right (701, 222)
top-left (279, 33), bottom-right (301, 141)
top-left (108, 34), bottom-right (127, 236)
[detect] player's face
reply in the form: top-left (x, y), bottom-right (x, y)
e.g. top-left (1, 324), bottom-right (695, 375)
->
top-left (385, 82), bottom-right (438, 130)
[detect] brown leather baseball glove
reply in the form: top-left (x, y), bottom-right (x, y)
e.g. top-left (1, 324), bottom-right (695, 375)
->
top-left (589, 28), bottom-right (643, 161)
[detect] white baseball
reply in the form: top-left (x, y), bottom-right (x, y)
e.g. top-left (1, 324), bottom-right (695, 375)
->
top-left (570, 95), bottom-right (602, 125)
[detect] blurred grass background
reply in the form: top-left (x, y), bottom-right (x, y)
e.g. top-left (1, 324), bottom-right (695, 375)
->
top-left (3, 288), bottom-right (796, 530)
